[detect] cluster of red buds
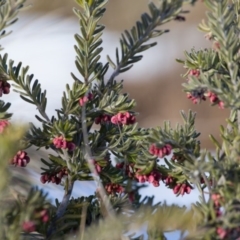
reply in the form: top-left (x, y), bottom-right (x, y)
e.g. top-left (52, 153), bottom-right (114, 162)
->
top-left (0, 119), bottom-right (9, 133)
top-left (172, 183), bottom-right (192, 195)
top-left (186, 69), bottom-right (224, 109)
top-left (149, 143), bottom-right (172, 158)
top-left (188, 69), bottom-right (200, 78)
top-left (116, 162), bottom-right (161, 187)
top-left (186, 69), bottom-right (206, 104)
top-left (135, 169), bottom-right (161, 187)
top-left (10, 150), bottom-right (30, 167)
top-left (210, 193), bottom-right (227, 238)
top-left (206, 91), bottom-right (224, 109)
top-left (22, 209), bottom-right (49, 233)
top-left (186, 89), bottom-right (206, 104)
top-left (162, 175), bottom-right (175, 186)
top-left (216, 227), bottom-right (240, 240)
top-left (162, 175), bottom-right (192, 195)
top-left (111, 112), bottom-right (136, 125)
top-left (38, 209), bottom-right (49, 223)
top-left (22, 221), bottom-right (36, 232)
top-left (105, 183), bottom-right (124, 194)
top-left (40, 168), bottom-right (68, 185)
top-left (0, 80), bottom-right (10, 97)
top-left (52, 136), bottom-right (75, 151)
top-left (79, 93), bottom-right (93, 106)
top-left (95, 114), bottom-right (112, 124)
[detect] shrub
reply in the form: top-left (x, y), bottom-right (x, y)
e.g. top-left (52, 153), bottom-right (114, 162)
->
top-left (1, 0), bottom-right (240, 239)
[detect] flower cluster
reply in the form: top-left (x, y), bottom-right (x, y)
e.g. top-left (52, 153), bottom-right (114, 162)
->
top-left (111, 112), bottom-right (136, 125)
top-left (22, 221), bottom-right (36, 233)
top-left (95, 114), bottom-right (112, 124)
top-left (211, 193), bottom-right (222, 208)
top-left (38, 209), bottom-right (49, 223)
top-left (40, 168), bottom-right (68, 185)
top-left (135, 169), bottom-right (161, 187)
top-left (163, 175), bottom-right (192, 195)
top-left (186, 89), bottom-right (206, 104)
top-left (79, 93), bottom-right (93, 106)
top-left (188, 69), bottom-right (200, 78)
top-left (52, 136), bottom-right (75, 151)
top-left (10, 150), bottom-right (30, 167)
top-left (0, 80), bottom-right (10, 97)
top-left (186, 70), bottom-right (224, 109)
top-left (105, 183), bottom-right (124, 194)
top-left (0, 119), bottom-right (9, 133)
top-left (149, 143), bottom-right (172, 158)
top-left (116, 162), bottom-right (161, 187)
top-left (209, 193), bottom-right (227, 238)
top-left (206, 91), bottom-right (224, 109)
top-left (22, 209), bottom-right (49, 233)
top-left (172, 183), bottom-right (192, 195)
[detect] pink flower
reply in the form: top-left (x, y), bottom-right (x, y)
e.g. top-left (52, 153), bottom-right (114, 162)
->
top-left (206, 92), bottom-right (224, 109)
top-left (173, 183), bottom-right (192, 195)
top-left (95, 114), bottom-right (111, 124)
top-left (206, 91), bottom-right (218, 103)
top-left (135, 169), bottom-right (161, 187)
top-left (40, 174), bottom-right (48, 184)
top-left (149, 144), bottom-right (172, 158)
top-left (79, 93), bottom-right (93, 106)
top-left (67, 142), bottom-right (76, 151)
top-left (10, 150), bottom-right (30, 167)
top-left (105, 183), bottom-right (124, 194)
top-left (187, 92), bottom-right (206, 104)
top-left (216, 227), bottom-right (228, 239)
top-left (211, 193), bottom-right (222, 207)
top-left (51, 175), bottom-right (61, 184)
top-left (53, 136), bottom-right (67, 148)
top-left (0, 119), bottom-right (9, 133)
top-left (173, 184), bottom-right (181, 194)
top-left (111, 112), bottom-right (136, 125)
top-left (40, 168), bottom-right (68, 185)
top-left (188, 69), bottom-right (200, 78)
top-left (218, 101), bottom-right (224, 109)
top-left (40, 209), bottom-right (49, 223)
top-left (163, 175), bottom-right (174, 185)
top-left (0, 80), bottom-right (10, 97)
top-left (52, 136), bottom-right (75, 151)
top-left (22, 221), bottom-right (36, 232)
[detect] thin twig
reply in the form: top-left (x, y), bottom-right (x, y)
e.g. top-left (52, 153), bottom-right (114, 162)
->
top-left (81, 95), bottom-right (115, 218)
top-left (46, 179), bottom-right (74, 239)
top-left (201, 172), bottom-right (212, 196)
top-left (237, 110), bottom-right (240, 133)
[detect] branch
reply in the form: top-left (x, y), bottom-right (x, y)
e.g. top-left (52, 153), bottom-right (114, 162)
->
top-left (81, 95), bottom-right (115, 218)
top-left (107, 0), bottom-right (187, 84)
top-left (46, 178), bottom-right (74, 239)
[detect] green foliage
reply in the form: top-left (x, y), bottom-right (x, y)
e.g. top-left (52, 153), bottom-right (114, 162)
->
top-left (3, 0), bottom-right (240, 239)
